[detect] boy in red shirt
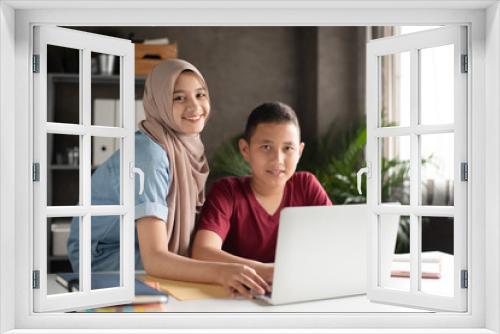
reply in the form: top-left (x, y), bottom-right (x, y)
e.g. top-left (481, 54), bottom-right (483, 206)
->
top-left (192, 101), bottom-right (332, 296)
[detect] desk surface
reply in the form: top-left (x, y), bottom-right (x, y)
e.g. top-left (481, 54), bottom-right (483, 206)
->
top-left (146, 294), bottom-right (429, 313)
top-left (48, 274), bottom-right (428, 312)
top-left (47, 252), bottom-right (452, 313)
top-left (48, 274), bottom-right (425, 313)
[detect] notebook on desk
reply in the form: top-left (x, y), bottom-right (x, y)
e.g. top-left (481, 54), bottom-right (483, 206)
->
top-left (56, 272), bottom-right (168, 305)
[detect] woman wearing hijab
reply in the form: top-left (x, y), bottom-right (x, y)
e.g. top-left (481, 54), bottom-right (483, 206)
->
top-left (67, 59), bottom-right (269, 298)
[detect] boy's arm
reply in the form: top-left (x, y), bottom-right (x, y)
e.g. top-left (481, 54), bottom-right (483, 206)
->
top-left (137, 217), bottom-right (271, 297)
top-left (192, 230), bottom-right (274, 284)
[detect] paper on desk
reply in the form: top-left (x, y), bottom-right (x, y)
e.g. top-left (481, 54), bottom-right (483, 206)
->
top-left (139, 275), bottom-right (230, 301)
top-left (390, 252), bottom-right (442, 279)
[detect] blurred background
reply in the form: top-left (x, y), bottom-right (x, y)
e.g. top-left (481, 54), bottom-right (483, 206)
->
top-left (46, 26), bottom-right (453, 275)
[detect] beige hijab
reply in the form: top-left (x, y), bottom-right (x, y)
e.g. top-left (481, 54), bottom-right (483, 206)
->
top-left (139, 59), bottom-right (210, 256)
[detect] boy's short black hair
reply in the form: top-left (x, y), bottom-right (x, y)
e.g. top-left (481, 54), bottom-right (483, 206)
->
top-left (243, 101), bottom-right (301, 142)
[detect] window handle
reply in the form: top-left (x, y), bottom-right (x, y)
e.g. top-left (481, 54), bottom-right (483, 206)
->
top-left (130, 162), bottom-right (144, 195)
top-left (356, 162), bottom-right (371, 195)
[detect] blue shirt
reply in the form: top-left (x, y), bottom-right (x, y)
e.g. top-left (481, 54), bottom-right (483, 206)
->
top-left (67, 131), bottom-right (171, 272)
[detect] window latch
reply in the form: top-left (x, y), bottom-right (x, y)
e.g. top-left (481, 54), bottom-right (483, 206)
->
top-left (356, 162), bottom-right (371, 195)
top-left (130, 162), bottom-right (144, 195)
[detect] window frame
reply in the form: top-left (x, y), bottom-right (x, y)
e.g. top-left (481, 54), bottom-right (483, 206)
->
top-left (1, 1), bottom-right (498, 333)
top-left (32, 25), bottom-right (136, 312)
top-left (365, 26), bottom-right (468, 311)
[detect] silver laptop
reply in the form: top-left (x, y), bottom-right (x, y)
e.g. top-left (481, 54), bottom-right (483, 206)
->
top-left (258, 204), bottom-right (399, 305)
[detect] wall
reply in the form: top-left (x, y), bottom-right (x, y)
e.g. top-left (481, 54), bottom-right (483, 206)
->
top-left (486, 3), bottom-right (500, 332)
top-left (317, 27), bottom-right (366, 137)
top-left (74, 26), bottom-right (366, 161)
top-left (0, 2), bottom-right (16, 332)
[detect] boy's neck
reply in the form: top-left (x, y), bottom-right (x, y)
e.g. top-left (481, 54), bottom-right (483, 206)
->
top-left (249, 178), bottom-right (285, 198)
top-left (249, 178), bottom-right (285, 216)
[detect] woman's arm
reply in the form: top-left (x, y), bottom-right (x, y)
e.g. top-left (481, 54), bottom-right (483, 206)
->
top-left (191, 229), bottom-right (274, 284)
top-left (136, 217), bottom-right (270, 298)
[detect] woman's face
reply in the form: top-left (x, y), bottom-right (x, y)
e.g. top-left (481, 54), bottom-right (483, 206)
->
top-left (171, 71), bottom-right (210, 135)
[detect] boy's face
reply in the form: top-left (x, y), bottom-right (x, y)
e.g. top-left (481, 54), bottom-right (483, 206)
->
top-left (239, 122), bottom-right (304, 190)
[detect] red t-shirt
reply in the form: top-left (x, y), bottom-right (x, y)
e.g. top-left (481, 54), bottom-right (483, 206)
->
top-left (196, 171), bottom-right (333, 262)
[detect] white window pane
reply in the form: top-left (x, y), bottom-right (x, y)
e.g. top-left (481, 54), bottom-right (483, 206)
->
top-left (421, 133), bottom-right (454, 206)
top-left (91, 215), bottom-right (122, 290)
top-left (47, 217), bottom-right (79, 295)
top-left (91, 52), bottom-right (122, 127)
top-left (91, 137), bottom-right (121, 205)
top-left (420, 44), bottom-right (454, 125)
top-left (47, 134), bottom-right (81, 206)
top-left (379, 52), bottom-right (410, 127)
top-left (380, 215), bottom-right (410, 292)
top-left (47, 44), bottom-right (80, 124)
top-left (420, 216), bottom-right (454, 297)
top-left (380, 136), bottom-right (410, 205)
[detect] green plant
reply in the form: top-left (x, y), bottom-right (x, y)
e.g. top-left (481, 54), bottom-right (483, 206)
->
top-left (298, 121), bottom-right (368, 204)
top-left (210, 136), bottom-right (250, 179)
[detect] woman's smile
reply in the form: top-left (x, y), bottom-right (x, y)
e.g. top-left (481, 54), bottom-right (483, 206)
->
top-left (183, 114), bottom-right (204, 122)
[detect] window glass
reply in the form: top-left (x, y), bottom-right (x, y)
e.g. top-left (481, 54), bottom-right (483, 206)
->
top-left (420, 44), bottom-right (454, 125)
top-left (91, 52), bottom-right (121, 127)
top-left (380, 136), bottom-right (410, 205)
top-left (380, 215), bottom-right (410, 292)
top-left (91, 138), bottom-right (121, 205)
top-left (91, 215), bottom-right (122, 290)
top-left (47, 44), bottom-right (80, 124)
top-left (47, 134), bottom-right (81, 206)
top-left (420, 216), bottom-right (454, 297)
top-left (47, 216), bottom-right (80, 295)
top-left (378, 52), bottom-right (410, 127)
top-left (421, 133), bottom-right (454, 206)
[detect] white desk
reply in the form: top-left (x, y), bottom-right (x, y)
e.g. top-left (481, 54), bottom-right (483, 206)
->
top-left (46, 277), bottom-right (438, 313)
top-left (47, 252), bottom-right (452, 313)
top-left (154, 294), bottom-right (430, 313)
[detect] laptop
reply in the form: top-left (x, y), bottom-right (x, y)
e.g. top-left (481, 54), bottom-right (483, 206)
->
top-left (257, 204), bottom-right (399, 305)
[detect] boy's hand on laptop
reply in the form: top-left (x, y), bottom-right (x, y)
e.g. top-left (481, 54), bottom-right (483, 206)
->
top-left (255, 263), bottom-right (274, 284)
top-left (217, 263), bottom-right (271, 299)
